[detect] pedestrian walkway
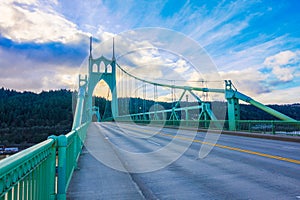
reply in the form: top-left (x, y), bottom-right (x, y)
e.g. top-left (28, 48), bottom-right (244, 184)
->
top-left (67, 124), bottom-right (144, 200)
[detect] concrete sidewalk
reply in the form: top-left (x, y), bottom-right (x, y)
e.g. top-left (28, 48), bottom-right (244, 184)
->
top-left (67, 124), bottom-right (144, 200)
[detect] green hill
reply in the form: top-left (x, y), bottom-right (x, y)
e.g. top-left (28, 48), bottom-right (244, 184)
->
top-left (0, 87), bottom-right (299, 146)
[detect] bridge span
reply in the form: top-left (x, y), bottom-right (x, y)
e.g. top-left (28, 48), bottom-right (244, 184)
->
top-left (67, 122), bottom-right (300, 200)
top-left (1, 34), bottom-right (300, 200)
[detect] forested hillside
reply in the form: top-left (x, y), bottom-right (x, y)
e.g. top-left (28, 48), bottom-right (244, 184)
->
top-left (240, 104), bottom-right (300, 120)
top-left (0, 88), bottom-right (73, 145)
top-left (0, 87), bottom-right (299, 146)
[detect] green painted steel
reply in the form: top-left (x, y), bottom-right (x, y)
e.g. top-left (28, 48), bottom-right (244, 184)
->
top-left (115, 119), bottom-right (300, 135)
top-left (248, 99), bottom-right (296, 122)
top-left (85, 39), bottom-right (297, 131)
top-left (85, 37), bottom-right (119, 123)
top-left (56, 122), bottom-right (89, 200)
top-left (0, 122), bottom-right (89, 200)
top-left (224, 80), bottom-right (297, 130)
top-left (92, 106), bottom-right (101, 122)
top-left (117, 62), bottom-right (297, 130)
top-left (117, 62), bottom-right (226, 94)
top-left (225, 80), bottom-right (241, 130)
top-left (226, 98), bottom-right (240, 130)
top-left (0, 138), bottom-right (56, 200)
top-left (72, 82), bottom-right (87, 130)
top-left (114, 104), bottom-right (217, 122)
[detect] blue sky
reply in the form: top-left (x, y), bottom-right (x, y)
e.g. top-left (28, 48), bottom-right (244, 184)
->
top-left (0, 0), bottom-right (299, 104)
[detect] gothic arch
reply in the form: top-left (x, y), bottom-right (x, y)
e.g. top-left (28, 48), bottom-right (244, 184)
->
top-left (85, 56), bottom-right (118, 122)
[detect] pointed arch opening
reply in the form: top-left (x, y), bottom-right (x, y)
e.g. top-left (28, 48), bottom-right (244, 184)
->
top-left (107, 64), bottom-right (112, 73)
top-left (92, 64), bottom-right (98, 73)
top-left (93, 80), bottom-right (112, 120)
top-left (100, 61), bottom-right (105, 73)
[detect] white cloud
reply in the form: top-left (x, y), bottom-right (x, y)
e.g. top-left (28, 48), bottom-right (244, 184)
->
top-left (220, 67), bottom-right (269, 97)
top-left (0, 64), bottom-right (79, 92)
top-left (216, 35), bottom-right (288, 71)
top-left (199, 19), bottom-right (249, 47)
top-left (255, 86), bottom-right (300, 104)
top-left (173, 59), bottom-right (189, 73)
top-left (0, 46), bottom-right (79, 92)
top-left (271, 65), bottom-right (294, 82)
top-left (13, 0), bottom-right (38, 5)
top-left (263, 50), bottom-right (300, 82)
top-left (96, 27), bottom-right (116, 42)
top-left (0, 0), bottom-right (89, 43)
top-left (161, 0), bottom-right (256, 48)
top-left (264, 50), bottom-right (297, 66)
top-left (219, 65), bottom-right (300, 104)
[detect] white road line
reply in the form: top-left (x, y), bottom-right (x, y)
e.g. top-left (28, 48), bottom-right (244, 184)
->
top-left (146, 139), bottom-right (161, 146)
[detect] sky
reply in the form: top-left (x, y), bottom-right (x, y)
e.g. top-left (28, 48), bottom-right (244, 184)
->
top-left (0, 0), bottom-right (300, 104)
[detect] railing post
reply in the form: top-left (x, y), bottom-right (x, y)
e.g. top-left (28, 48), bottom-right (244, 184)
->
top-left (272, 121), bottom-right (275, 134)
top-left (57, 135), bottom-right (67, 200)
top-left (72, 86), bottom-right (86, 130)
top-left (47, 135), bottom-right (58, 200)
top-left (73, 130), bottom-right (79, 170)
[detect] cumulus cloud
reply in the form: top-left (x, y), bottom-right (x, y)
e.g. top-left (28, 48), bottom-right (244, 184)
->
top-left (96, 27), bottom-right (116, 42)
top-left (263, 50), bottom-right (297, 66)
top-left (270, 65), bottom-right (294, 82)
top-left (0, 0), bottom-right (89, 43)
top-left (0, 64), bottom-right (79, 92)
top-left (256, 85), bottom-right (300, 104)
top-left (263, 50), bottom-right (300, 82)
top-left (219, 67), bottom-right (299, 104)
top-left (218, 50), bottom-right (300, 104)
top-left (0, 46), bottom-right (79, 92)
top-left (173, 59), bottom-right (189, 73)
top-left (220, 67), bottom-right (270, 97)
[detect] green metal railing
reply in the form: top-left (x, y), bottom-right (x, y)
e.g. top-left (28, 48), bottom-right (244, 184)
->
top-left (56, 123), bottom-right (88, 200)
top-left (0, 139), bottom-right (56, 200)
top-left (236, 120), bottom-right (300, 135)
top-left (0, 122), bottom-right (89, 200)
top-left (115, 119), bottom-right (300, 135)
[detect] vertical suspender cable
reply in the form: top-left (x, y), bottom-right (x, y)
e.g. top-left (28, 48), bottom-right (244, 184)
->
top-left (143, 83), bottom-right (146, 113)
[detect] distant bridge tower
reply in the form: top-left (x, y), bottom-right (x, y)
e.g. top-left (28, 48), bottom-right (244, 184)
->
top-left (72, 37), bottom-right (118, 129)
top-left (225, 80), bottom-right (240, 130)
top-left (85, 37), bottom-right (118, 122)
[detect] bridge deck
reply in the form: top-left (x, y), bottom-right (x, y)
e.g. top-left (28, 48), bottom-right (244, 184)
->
top-left (68, 122), bottom-right (300, 200)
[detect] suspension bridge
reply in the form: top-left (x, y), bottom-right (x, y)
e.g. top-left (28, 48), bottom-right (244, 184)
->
top-left (1, 36), bottom-right (300, 200)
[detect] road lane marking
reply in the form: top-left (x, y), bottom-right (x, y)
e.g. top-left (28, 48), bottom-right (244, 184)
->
top-left (159, 132), bottom-right (300, 165)
top-left (113, 125), bottom-right (300, 165)
top-left (146, 139), bottom-right (161, 146)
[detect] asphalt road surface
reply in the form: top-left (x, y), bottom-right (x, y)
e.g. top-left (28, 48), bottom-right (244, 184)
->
top-left (68, 122), bottom-right (300, 200)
